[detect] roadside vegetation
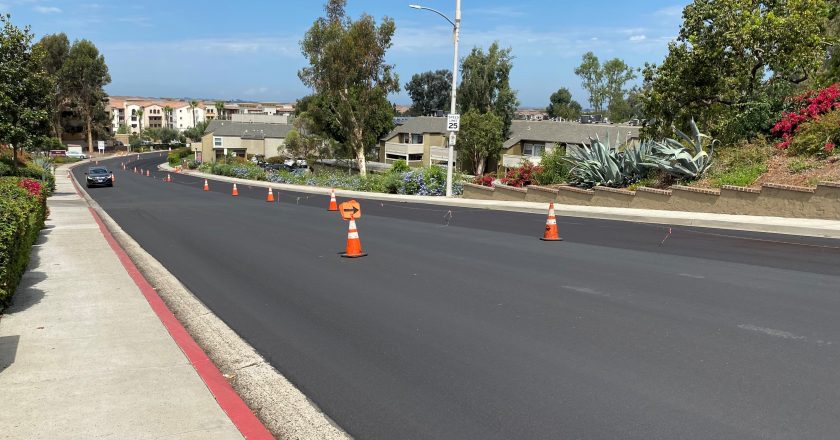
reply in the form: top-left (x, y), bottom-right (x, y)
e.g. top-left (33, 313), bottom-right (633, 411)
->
top-left (194, 158), bottom-right (469, 196)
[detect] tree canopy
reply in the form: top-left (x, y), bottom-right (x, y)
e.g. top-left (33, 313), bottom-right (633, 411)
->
top-left (574, 52), bottom-right (636, 118)
top-left (298, 0), bottom-right (399, 175)
top-left (0, 14), bottom-right (52, 171)
top-left (60, 39), bottom-right (110, 153)
top-left (405, 69), bottom-right (451, 116)
top-left (641, 0), bottom-right (834, 140)
top-left (458, 42), bottom-right (519, 137)
top-left (457, 109), bottom-right (504, 176)
top-left (546, 87), bottom-right (582, 120)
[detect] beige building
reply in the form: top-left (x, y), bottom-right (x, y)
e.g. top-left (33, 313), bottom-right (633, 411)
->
top-left (378, 117), bottom-right (452, 167)
top-left (379, 116), bottom-right (641, 172)
top-left (200, 119), bottom-right (293, 161)
top-left (499, 121), bottom-right (640, 171)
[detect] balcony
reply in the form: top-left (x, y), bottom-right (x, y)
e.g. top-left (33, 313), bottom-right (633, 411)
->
top-left (384, 142), bottom-right (424, 156)
top-left (429, 146), bottom-right (455, 163)
top-left (502, 154), bottom-right (542, 168)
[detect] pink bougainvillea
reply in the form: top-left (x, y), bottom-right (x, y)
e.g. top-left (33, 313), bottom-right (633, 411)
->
top-left (772, 83), bottom-right (840, 150)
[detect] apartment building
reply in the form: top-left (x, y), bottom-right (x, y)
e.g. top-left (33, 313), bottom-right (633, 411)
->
top-left (109, 96), bottom-right (296, 134)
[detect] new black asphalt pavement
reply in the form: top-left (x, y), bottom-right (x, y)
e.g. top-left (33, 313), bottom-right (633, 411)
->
top-left (76, 154), bottom-right (840, 439)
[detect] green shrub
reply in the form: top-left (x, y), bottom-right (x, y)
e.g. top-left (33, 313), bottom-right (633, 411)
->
top-left (167, 147), bottom-right (191, 166)
top-left (785, 109), bottom-right (840, 157)
top-left (534, 147), bottom-right (569, 185)
top-left (0, 177), bottom-right (48, 309)
top-left (390, 159), bottom-right (410, 174)
top-left (787, 158), bottom-right (816, 174)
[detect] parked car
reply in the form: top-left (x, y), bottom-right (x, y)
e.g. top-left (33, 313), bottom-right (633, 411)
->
top-left (65, 150), bottom-right (88, 159)
top-left (85, 166), bottom-right (113, 188)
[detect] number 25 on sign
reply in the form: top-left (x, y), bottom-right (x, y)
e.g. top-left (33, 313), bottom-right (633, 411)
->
top-left (447, 114), bottom-right (460, 132)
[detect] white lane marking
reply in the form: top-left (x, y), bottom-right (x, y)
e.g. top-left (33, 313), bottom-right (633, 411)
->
top-left (738, 324), bottom-right (807, 341)
top-left (677, 273), bottom-right (705, 279)
top-left (562, 286), bottom-right (610, 297)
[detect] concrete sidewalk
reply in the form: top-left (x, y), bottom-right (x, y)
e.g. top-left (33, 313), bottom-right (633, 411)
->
top-left (0, 167), bottom-right (244, 439)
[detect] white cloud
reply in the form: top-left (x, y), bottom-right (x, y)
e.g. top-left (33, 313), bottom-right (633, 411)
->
top-left (463, 6), bottom-right (525, 18)
top-left (629, 35), bottom-right (647, 42)
top-left (244, 87), bottom-right (269, 96)
top-left (34, 5), bottom-right (61, 14)
top-left (103, 37), bottom-right (300, 58)
top-left (654, 5), bottom-right (684, 17)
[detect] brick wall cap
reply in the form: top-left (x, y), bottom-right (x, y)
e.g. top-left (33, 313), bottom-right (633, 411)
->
top-left (671, 185), bottom-right (721, 196)
top-left (762, 182), bottom-right (815, 193)
top-left (636, 187), bottom-right (672, 195)
top-left (721, 185), bottom-right (761, 194)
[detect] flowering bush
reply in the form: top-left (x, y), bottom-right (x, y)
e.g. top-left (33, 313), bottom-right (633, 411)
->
top-left (501, 161), bottom-right (543, 187)
top-left (1, 177), bottom-right (48, 309)
top-left (17, 178), bottom-right (43, 198)
top-left (772, 83), bottom-right (840, 155)
top-left (782, 109), bottom-right (840, 157)
top-left (474, 173), bottom-right (496, 187)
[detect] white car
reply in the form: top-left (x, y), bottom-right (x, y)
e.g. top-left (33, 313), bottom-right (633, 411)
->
top-left (65, 151), bottom-right (88, 159)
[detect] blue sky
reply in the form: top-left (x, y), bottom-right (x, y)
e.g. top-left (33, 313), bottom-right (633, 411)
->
top-left (2, 0), bottom-right (688, 107)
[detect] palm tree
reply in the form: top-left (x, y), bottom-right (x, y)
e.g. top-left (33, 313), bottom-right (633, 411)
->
top-left (136, 107), bottom-right (144, 133)
top-left (215, 101), bottom-right (225, 120)
top-left (189, 99), bottom-right (199, 128)
top-left (164, 106), bottom-right (172, 128)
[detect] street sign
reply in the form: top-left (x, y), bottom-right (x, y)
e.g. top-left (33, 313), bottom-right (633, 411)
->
top-left (449, 132), bottom-right (457, 146)
top-left (447, 114), bottom-right (460, 132)
top-left (338, 200), bottom-right (361, 220)
top-left (97, 141), bottom-right (105, 152)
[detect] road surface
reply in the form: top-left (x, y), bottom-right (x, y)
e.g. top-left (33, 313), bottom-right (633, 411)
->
top-left (75, 154), bottom-right (840, 439)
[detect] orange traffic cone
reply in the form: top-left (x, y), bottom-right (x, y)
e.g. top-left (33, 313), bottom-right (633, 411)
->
top-left (341, 219), bottom-right (367, 258)
top-left (231, 183), bottom-right (239, 196)
top-left (328, 189), bottom-right (338, 211)
top-left (111, 174), bottom-right (116, 183)
top-left (146, 169), bottom-right (150, 177)
top-left (203, 179), bottom-right (209, 191)
top-left (133, 166), bottom-right (137, 173)
top-left (165, 173), bottom-right (172, 182)
top-left (266, 187), bottom-right (275, 202)
top-left (121, 162), bottom-right (125, 170)
top-left (540, 202), bottom-right (562, 241)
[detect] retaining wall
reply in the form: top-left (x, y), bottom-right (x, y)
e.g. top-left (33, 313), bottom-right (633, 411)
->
top-left (462, 182), bottom-right (840, 220)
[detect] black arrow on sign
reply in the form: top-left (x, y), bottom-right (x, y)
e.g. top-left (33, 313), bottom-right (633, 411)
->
top-left (343, 206), bottom-right (359, 215)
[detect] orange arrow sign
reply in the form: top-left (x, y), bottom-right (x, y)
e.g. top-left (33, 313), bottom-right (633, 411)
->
top-left (338, 200), bottom-right (361, 220)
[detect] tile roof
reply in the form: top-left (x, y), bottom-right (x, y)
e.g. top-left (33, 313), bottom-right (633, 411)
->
top-left (204, 120), bottom-right (293, 139)
top-left (503, 121), bottom-right (640, 149)
top-left (380, 117), bottom-right (640, 148)
top-left (381, 117), bottom-right (447, 140)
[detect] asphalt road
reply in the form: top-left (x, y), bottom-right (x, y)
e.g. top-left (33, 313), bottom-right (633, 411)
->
top-left (76, 154), bottom-right (840, 439)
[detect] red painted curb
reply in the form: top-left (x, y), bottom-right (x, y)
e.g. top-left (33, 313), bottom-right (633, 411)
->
top-left (70, 171), bottom-right (273, 439)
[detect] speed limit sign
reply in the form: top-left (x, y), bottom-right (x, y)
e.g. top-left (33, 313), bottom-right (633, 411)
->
top-left (447, 114), bottom-right (460, 132)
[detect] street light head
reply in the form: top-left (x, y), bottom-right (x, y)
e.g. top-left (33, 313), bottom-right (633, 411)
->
top-left (408, 4), bottom-right (422, 9)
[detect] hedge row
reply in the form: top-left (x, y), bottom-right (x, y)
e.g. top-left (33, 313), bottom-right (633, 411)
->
top-left (167, 147), bottom-right (191, 166)
top-left (0, 176), bottom-right (49, 309)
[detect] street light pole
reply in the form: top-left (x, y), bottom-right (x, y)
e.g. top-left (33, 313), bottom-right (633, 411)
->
top-left (409, 1), bottom-right (461, 197)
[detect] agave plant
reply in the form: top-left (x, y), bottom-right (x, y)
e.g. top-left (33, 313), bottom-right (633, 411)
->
top-left (619, 140), bottom-right (654, 182)
top-left (563, 133), bottom-right (625, 188)
top-left (641, 118), bottom-right (716, 180)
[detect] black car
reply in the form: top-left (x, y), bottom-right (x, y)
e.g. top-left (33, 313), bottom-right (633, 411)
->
top-left (85, 166), bottom-right (114, 188)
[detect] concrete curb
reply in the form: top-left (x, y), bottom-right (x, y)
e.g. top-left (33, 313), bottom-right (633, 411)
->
top-left (70, 157), bottom-right (352, 440)
top-left (161, 163), bottom-right (840, 239)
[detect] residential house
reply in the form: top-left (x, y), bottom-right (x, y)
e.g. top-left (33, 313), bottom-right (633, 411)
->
top-left (378, 117), bottom-right (452, 167)
top-left (500, 121), bottom-right (640, 170)
top-left (201, 119), bottom-right (293, 162)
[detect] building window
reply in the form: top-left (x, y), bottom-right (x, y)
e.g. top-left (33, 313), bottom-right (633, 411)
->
top-left (214, 137), bottom-right (222, 147)
top-left (411, 134), bottom-right (424, 144)
top-left (408, 153), bottom-right (423, 161)
top-left (523, 142), bottom-right (545, 157)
